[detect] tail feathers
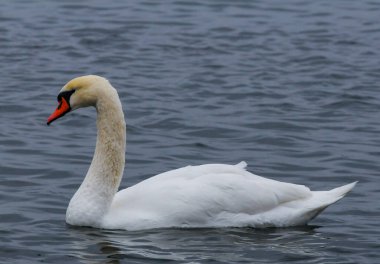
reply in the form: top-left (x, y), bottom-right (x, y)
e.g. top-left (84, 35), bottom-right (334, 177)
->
top-left (327, 181), bottom-right (358, 201)
top-left (296, 181), bottom-right (357, 224)
top-left (312, 181), bottom-right (357, 207)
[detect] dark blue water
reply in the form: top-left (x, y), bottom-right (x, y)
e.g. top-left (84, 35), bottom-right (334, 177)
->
top-left (0, 0), bottom-right (379, 263)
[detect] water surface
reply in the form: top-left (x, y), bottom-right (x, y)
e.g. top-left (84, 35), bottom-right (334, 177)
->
top-left (0, 0), bottom-right (379, 263)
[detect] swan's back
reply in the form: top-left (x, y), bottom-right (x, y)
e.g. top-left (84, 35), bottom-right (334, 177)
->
top-left (101, 162), bottom-right (355, 230)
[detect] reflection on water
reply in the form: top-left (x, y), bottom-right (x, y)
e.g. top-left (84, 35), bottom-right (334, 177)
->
top-left (67, 226), bottom-right (328, 263)
top-left (0, 0), bottom-right (379, 263)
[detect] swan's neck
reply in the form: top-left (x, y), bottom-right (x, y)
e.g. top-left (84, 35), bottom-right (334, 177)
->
top-left (66, 87), bottom-right (126, 227)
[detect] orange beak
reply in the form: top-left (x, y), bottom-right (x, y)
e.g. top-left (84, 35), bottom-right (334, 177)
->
top-left (47, 97), bottom-right (71, 125)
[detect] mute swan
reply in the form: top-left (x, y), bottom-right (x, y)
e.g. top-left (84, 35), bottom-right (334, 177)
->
top-left (47, 75), bottom-right (356, 231)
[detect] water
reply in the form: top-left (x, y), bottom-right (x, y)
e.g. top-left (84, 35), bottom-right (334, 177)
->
top-left (0, 0), bottom-right (379, 263)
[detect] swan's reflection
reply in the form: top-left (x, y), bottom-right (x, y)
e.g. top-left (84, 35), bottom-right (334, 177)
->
top-left (66, 225), bottom-right (331, 263)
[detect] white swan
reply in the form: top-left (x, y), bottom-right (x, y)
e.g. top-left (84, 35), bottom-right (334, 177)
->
top-left (47, 75), bottom-right (356, 231)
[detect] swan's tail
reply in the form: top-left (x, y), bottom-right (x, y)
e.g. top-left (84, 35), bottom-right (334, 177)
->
top-left (324, 181), bottom-right (358, 202)
top-left (302, 181), bottom-right (357, 222)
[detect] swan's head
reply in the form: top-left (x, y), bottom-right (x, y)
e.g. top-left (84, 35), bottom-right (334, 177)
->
top-left (47, 75), bottom-right (110, 125)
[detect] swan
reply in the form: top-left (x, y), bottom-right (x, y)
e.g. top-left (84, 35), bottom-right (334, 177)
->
top-left (47, 75), bottom-right (356, 231)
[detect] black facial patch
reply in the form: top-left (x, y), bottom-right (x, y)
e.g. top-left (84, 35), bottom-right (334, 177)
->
top-left (57, 89), bottom-right (75, 103)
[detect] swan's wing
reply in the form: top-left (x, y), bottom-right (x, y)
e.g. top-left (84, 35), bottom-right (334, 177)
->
top-left (107, 162), bottom-right (312, 229)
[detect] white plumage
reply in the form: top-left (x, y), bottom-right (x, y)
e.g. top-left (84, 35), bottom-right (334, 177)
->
top-left (48, 75), bottom-right (356, 231)
top-left (104, 162), bottom-right (356, 230)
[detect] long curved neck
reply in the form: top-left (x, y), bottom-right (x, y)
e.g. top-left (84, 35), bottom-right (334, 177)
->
top-left (66, 86), bottom-right (126, 227)
top-left (91, 90), bottom-right (126, 192)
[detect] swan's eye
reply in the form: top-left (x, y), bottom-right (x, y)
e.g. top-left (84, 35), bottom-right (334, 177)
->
top-left (57, 89), bottom-right (76, 103)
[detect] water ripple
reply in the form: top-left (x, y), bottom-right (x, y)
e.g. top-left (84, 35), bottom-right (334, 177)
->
top-left (0, 0), bottom-right (379, 263)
